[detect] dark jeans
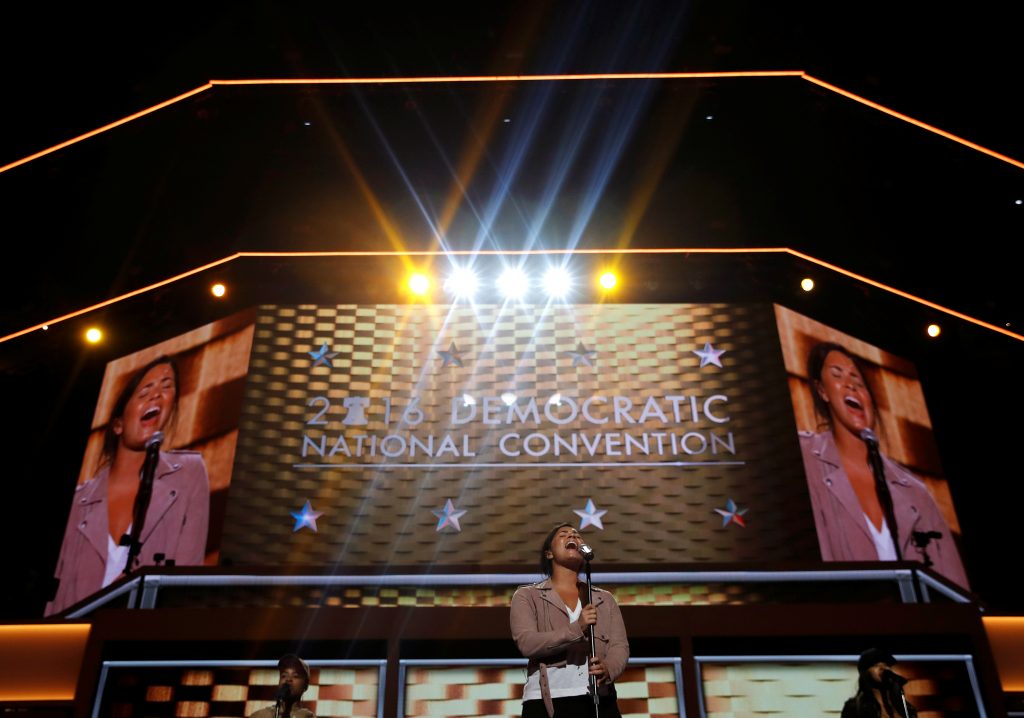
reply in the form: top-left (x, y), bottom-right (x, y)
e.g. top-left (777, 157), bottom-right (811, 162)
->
top-left (522, 689), bottom-right (621, 718)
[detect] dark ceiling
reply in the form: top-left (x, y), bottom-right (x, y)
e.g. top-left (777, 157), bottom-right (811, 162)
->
top-left (1, 1), bottom-right (1022, 618)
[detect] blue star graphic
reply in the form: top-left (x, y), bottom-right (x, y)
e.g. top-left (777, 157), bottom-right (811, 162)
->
top-left (573, 498), bottom-right (608, 530)
top-left (290, 500), bottom-right (324, 532)
top-left (308, 343), bottom-right (338, 368)
top-left (692, 342), bottom-right (726, 368)
top-left (564, 342), bottom-right (597, 367)
top-left (714, 499), bottom-right (748, 527)
top-left (437, 341), bottom-right (464, 368)
top-left (432, 499), bottom-right (468, 532)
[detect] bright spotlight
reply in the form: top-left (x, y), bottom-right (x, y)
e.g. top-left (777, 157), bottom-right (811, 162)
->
top-left (598, 271), bottom-right (618, 290)
top-left (497, 268), bottom-right (529, 299)
top-left (85, 327), bottom-right (103, 344)
top-left (211, 283), bottom-right (227, 298)
top-left (542, 267), bottom-right (573, 299)
top-left (408, 273), bottom-right (431, 297)
top-left (926, 323), bottom-right (941, 338)
top-left (444, 267), bottom-right (479, 298)
top-left (800, 278), bottom-right (815, 292)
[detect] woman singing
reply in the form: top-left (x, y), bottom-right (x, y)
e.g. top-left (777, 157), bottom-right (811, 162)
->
top-left (510, 523), bottom-right (629, 718)
top-left (46, 355), bottom-right (209, 615)
top-left (799, 342), bottom-right (968, 588)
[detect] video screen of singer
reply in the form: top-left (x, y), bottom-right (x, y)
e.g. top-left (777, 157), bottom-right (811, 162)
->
top-left (45, 355), bottom-right (210, 615)
top-left (798, 341), bottom-right (968, 588)
top-left (510, 523), bottom-right (629, 718)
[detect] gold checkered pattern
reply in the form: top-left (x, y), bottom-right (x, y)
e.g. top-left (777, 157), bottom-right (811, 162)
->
top-left (152, 577), bottom-right (904, 610)
top-left (222, 304), bottom-right (819, 568)
top-left (100, 665), bottom-right (378, 718)
top-left (701, 661), bottom-right (977, 717)
top-left (404, 664), bottom-right (679, 717)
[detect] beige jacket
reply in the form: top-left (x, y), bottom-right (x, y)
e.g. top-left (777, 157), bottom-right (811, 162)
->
top-left (45, 451), bottom-right (209, 615)
top-left (510, 579), bottom-right (629, 717)
top-left (799, 431), bottom-right (969, 589)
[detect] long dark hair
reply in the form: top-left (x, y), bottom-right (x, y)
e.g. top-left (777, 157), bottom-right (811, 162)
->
top-left (539, 522), bottom-right (574, 576)
top-left (806, 342), bottom-right (879, 431)
top-left (854, 672), bottom-right (908, 717)
top-left (101, 355), bottom-right (179, 465)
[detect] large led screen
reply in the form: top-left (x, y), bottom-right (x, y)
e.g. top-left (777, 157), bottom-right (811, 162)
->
top-left (46, 302), bottom-right (971, 615)
top-left (220, 303), bottom-right (819, 568)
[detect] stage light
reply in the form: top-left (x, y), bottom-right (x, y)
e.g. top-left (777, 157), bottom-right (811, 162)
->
top-left (408, 273), bottom-right (431, 297)
top-left (497, 268), bottom-right (529, 299)
top-left (211, 283), bottom-right (226, 298)
top-left (1016, 199), bottom-right (1022, 205)
top-left (801, 278), bottom-right (815, 292)
top-left (444, 267), bottom-right (479, 299)
top-left (542, 267), bottom-right (573, 299)
top-left (598, 271), bottom-right (618, 290)
top-left (927, 323), bottom-right (941, 338)
top-left (85, 327), bottom-right (102, 344)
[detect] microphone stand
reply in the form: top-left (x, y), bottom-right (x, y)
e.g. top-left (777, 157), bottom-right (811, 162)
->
top-left (581, 548), bottom-right (599, 718)
top-left (898, 687), bottom-right (911, 718)
top-left (884, 672), bottom-right (911, 718)
top-left (122, 432), bottom-right (163, 575)
top-left (861, 429), bottom-right (901, 560)
top-left (274, 684), bottom-right (290, 718)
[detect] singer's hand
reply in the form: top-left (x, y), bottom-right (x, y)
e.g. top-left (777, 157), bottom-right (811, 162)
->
top-left (580, 603), bottom-right (598, 628)
top-left (589, 656), bottom-right (610, 684)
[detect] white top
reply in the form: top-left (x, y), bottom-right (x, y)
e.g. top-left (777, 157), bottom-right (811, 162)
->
top-left (866, 515), bottom-right (897, 560)
top-left (103, 530), bottom-right (131, 588)
top-left (522, 599), bottom-right (590, 700)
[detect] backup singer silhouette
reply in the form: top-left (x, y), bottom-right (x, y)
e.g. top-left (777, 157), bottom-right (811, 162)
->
top-left (248, 654), bottom-right (314, 718)
top-left (842, 648), bottom-right (917, 718)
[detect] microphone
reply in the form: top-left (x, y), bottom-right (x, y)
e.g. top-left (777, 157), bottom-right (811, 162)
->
top-left (859, 427), bottom-right (879, 447)
top-left (579, 543), bottom-right (595, 561)
top-left (882, 668), bottom-right (908, 687)
top-left (145, 431), bottom-right (164, 453)
top-left (275, 682), bottom-right (291, 703)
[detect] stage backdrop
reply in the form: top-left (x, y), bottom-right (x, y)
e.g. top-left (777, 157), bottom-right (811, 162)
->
top-left (219, 303), bottom-right (820, 568)
top-left (53, 301), bottom-right (971, 614)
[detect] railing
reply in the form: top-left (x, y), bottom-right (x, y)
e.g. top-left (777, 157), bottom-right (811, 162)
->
top-left (63, 563), bottom-right (974, 618)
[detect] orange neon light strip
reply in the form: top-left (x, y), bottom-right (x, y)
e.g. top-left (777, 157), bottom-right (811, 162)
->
top-left (801, 74), bottom-right (1024, 171)
top-left (3, 72), bottom-right (1023, 176)
top-left (210, 71), bottom-right (805, 85)
top-left (0, 84), bottom-right (212, 174)
top-left (2, 248), bottom-right (1020, 344)
top-left (0, 253), bottom-right (241, 342)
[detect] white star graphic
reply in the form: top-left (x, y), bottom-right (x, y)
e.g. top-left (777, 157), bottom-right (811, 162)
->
top-left (290, 500), bottom-right (324, 532)
top-left (573, 498), bottom-right (608, 530)
top-left (431, 498), bottom-right (468, 532)
top-left (692, 342), bottom-right (726, 368)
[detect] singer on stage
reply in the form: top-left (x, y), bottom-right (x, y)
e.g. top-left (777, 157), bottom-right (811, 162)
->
top-left (510, 523), bottom-right (629, 718)
top-left (797, 342), bottom-right (968, 588)
top-left (45, 356), bottom-right (209, 615)
top-left (248, 654), bottom-right (314, 718)
top-left (842, 648), bottom-right (917, 718)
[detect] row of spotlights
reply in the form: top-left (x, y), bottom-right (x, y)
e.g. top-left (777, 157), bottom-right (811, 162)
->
top-left (410, 269), bottom-right (618, 299)
top-left (69, 276), bottom-right (945, 344)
